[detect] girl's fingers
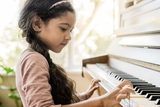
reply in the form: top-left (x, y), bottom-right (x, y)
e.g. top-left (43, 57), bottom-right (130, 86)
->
top-left (114, 87), bottom-right (135, 102)
top-left (88, 78), bottom-right (101, 90)
top-left (119, 87), bottom-right (135, 95)
top-left (116, 94), bottom-right (128, 102)
top-left (127, 92), bottom-right (130, 100)
top-left (90, 85), bottom-right (99, 92)
top-left (118, 80), bottom-right (133, 89)
top-left (109, 87), bottom-right (121, 96)
top-left (91, 78), bottom-right (101, 85)
top-left (85, 79), bottom-right (101, 99)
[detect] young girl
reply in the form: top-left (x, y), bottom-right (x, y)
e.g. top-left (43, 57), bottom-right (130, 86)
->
top-left (16, 0), bottom-right (135, 107)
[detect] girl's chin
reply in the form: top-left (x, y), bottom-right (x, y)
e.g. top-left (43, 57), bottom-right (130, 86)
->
top-left (51, 48), bottom-right (63, 53)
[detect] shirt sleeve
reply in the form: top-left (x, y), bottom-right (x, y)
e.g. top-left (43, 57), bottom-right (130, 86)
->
top-left (20, 52), bottom-right (61, 107)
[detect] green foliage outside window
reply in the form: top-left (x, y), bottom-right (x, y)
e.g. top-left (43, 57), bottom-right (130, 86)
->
top-left (0, 22), bottom-right (25, 68)
top-left (0, 65), bottom-right (23, 107)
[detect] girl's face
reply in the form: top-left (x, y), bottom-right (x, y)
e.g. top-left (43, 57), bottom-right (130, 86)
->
top-left (38, 12), bottom-right (76, 53)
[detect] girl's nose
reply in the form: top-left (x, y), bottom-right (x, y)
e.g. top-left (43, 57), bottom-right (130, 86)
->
top-left (65, 31), bottom-right (72, 40)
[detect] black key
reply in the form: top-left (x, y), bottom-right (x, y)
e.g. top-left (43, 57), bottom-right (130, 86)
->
top-left (126, 78), bottom-right (144, 80)
top-left (118, 76), bottom-right (137, 79)
top-left (155, 99), bottom-right (160, 105)
top-left (123, 79), bottom-right (141, 81)
top-left (135, 86), bottom-right (156, 91)
top-left (138, 89), bottom-right (160, 94)
top-left (117, 76), bottom-right (136, 79)
top-left (137, 87), bottom-right (160, 93)
top-left (116, 76), bottom-right (124, 80)
top-left (111, 73), bottom-right (116, 77)
top-left (132, 83), bottom-right (155, 88)
top-left (140, 90), bottom-right (160, 95)
top-left (116, 74), bottom-right (134, 77)
top-left (145, 93), bottom-right (160, 98)
top-left (115, 74), bottom-right (132, 76)
top-left (149, 95), bottom-right (160, 101)
top-left (132, 82), bottom-right (153, 85)
top-left (131, 81), bottom-right (148, 84)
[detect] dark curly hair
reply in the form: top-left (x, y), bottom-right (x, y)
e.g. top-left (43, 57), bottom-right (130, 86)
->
top-left (18, 0), bottom-right (80, 104)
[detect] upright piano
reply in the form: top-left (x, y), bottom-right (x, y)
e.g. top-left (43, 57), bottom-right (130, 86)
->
top-left (82, 0), bottom-right (160, 107)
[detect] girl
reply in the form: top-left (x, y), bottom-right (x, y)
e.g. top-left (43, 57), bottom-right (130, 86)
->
top-left (16, 0), bottom-right (135, 107)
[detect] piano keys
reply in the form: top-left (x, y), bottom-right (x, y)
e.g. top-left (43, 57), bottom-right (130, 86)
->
top-left (137, 87), bottom-right (160, 93)
top-left (97, 63), bottom-right (160, 100)
top-left (84, 63), bottom-right (160, 107)
top-left (155, 99), bottom-right (160, 105)
top-left (149, 95), bottom-right (160, 101)
top-left (146, 93), bottom-right (160, 98)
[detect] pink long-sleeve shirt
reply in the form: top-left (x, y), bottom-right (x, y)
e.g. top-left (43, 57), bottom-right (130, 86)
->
top-left (16, 48), bottom-right (62, 107)
top-left (16, 48), bottom-right (86, 107)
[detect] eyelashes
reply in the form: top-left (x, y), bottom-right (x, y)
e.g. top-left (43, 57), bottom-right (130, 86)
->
top-left (60, 27), bottom-right (67, 32)
top-left (60, 27), bottom-right (74, 33)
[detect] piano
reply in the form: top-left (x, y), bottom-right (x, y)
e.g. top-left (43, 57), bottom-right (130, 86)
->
top-left (82, 0), bottom-right (160, 107)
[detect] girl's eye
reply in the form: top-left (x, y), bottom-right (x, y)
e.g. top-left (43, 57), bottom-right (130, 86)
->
top-left (61, 27), bottom-right (67, 32)
top-left (70, 29), bottom-right (73, 33)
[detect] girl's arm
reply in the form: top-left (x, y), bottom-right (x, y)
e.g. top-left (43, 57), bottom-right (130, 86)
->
top-left (62, 80), bottom-right (135, 107)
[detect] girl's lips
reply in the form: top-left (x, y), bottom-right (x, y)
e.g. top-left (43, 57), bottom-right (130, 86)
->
top-left (61, 42), bottom-right (68, 45)
top-left (61, 43), bottom-right (67, 46)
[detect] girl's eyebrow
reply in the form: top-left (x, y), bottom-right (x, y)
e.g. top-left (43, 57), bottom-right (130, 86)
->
top-left (60, 23), bottom-right (71, 27)
top-left (60, 23), bottom-right (74, 30)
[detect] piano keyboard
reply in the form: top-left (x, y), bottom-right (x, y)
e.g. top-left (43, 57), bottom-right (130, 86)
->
top-left (85, 63), bottom-right (160, 107)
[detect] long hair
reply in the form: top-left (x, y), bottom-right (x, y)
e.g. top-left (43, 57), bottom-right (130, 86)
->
top-left (18, 0), bottom-right (80, 104)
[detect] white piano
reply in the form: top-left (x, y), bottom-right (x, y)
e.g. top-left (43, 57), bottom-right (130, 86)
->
top-left (82, 0), bottom-right (160, 107)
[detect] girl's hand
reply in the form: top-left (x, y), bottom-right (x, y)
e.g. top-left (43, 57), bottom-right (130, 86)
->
top-left (101, 79), bottom-right (135, 107)
top-left (118, 79), bottom-right (133, 89)
top-left (83, 78), bottom-right (101, 99)
top-left (117, 79), bottom-right (135, 100)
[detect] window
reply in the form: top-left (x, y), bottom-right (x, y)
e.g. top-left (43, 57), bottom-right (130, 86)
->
top-left (0, 0), bottom-right (23, 72)
top-left (64, 0), bottom-right (118, 71)
top-left (0, 0), bottom-right (119, 73)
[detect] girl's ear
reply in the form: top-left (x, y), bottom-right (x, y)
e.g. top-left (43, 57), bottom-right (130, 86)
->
top-left (32, 16), bottom-right (43, 32)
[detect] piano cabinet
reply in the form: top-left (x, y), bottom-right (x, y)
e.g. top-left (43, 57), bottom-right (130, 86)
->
top-left (82, 0), bottom-right (160, 107)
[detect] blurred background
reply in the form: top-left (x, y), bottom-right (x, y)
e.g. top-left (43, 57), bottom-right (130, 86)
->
top-left (0, 0), bottom-right (123, 107)
top-left (1, 0), bottom-right (158, 107)
top-left (0, 0), bottom-right (121, 72)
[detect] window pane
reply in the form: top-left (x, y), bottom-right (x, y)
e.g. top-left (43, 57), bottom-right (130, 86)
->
top-left (66, 0), bottom-right (117, 70)
top-left (0, 0), bottom-right (118, 73)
